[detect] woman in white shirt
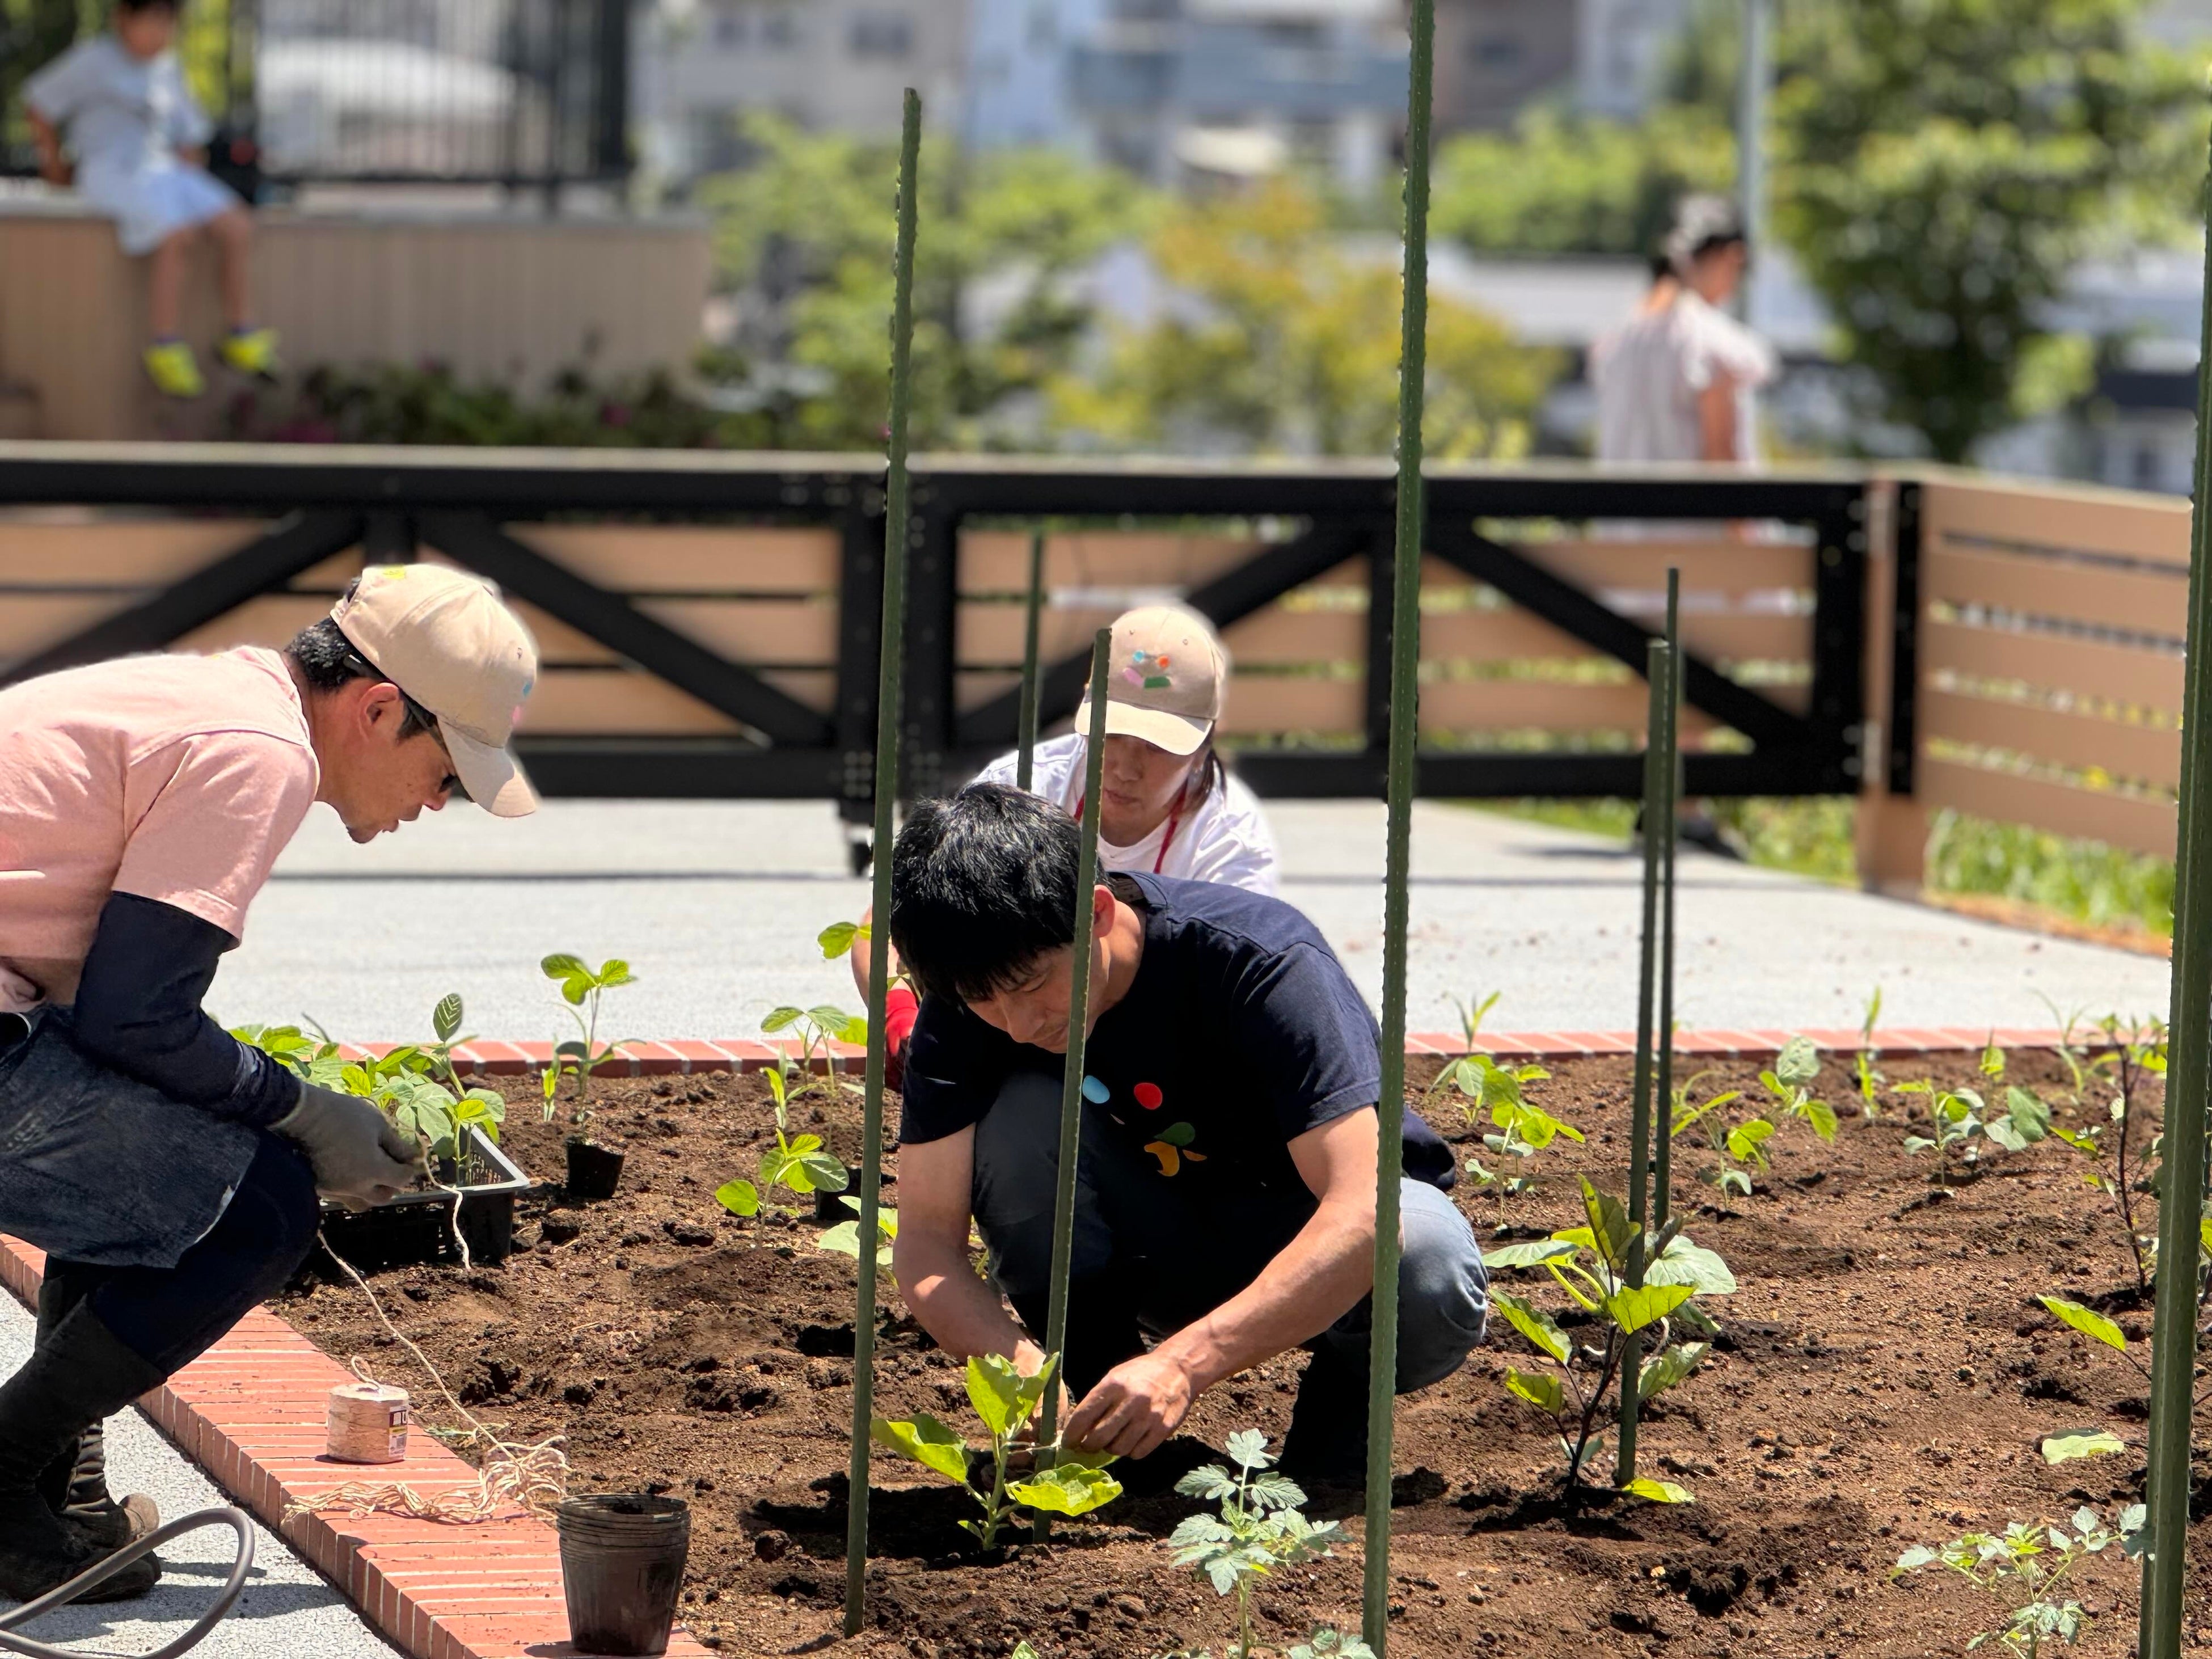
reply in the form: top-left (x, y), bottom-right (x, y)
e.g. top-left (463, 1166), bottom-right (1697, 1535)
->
top-left (854, 605), bottom-right (1280, 1074)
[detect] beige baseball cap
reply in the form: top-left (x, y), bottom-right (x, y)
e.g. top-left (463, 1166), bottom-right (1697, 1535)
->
top-left (1074, 605), bottom-right (1228, 758)
top-left (332, 565), bottom-right (541, 817)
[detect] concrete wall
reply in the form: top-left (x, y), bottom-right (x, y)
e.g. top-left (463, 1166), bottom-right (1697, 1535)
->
top-left (0, 202), bottom-right (711, 441)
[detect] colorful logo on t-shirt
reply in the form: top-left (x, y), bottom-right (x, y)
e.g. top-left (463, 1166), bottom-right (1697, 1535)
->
top-left (1125, 649), bottom-right (1173, 692)
top-left (1145, 1121), bottom-right (1205, 1177)
top-left (1133, 1081), bottom-right (1163, 1111)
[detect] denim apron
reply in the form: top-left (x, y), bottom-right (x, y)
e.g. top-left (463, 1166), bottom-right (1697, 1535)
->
top-left (0, 1007), bottom-right (260, 1269)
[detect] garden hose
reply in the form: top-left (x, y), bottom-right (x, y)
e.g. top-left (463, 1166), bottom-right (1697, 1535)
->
top-left (0, 1506), bottom-right (255, 1659)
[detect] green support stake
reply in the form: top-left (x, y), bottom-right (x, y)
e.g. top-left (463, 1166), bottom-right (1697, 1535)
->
top-left (1651, 569), bottom-right (1682, 1231)
top-left (1617, 636), bottom-right (1671, 1489)
top-left (1033, 628), bottom-right (1113, 1540)
top-left (1017, 527), bottom-right (1047, 792)
top-left (2139, 123), bottom-right (2212, 1659)
top-left (1362, 0), bottom-right (1434, 1639)
top-left (842, 85), bottom-right (922, 1642)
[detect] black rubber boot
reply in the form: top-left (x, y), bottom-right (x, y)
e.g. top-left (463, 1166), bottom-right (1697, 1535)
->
top-left (1278, 1344), bottom-right (1372, 1489)
top-left (0, 1303), bottom-right (166, 1602)
top-left (35, 1276), bottom-right (160, 1552)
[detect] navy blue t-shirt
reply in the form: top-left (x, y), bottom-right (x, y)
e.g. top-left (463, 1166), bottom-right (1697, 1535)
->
top-left (898, 873), bottom-right (1453, 1195)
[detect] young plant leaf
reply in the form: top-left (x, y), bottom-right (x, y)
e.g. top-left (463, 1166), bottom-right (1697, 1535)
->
top-left (1482, 1238), bottom-right (1578, 1271)
top-left (1638, 1340), bottom-right (1711, 1401)
top-left (433, 994), bottom-right (464, 1043)
top-left (966, 1353), bottom-right (1040, 1438)
top-left (1009, 1462), bottom-right (1124, 1517)
top-left (1800, 1097), bottom-right (1839, 1142)
top-left (1726, 1118), bottom-right (1775, 1168)
top-left (540, 953), bottom-right (587, 981)
top-left (1492, 1291), bottom-right (1570, 1363)
top-left (1225, 1428), bottom-right (1273, 1470)
top-left (870, 1413), bottom-right (969, 1483)
top-left (2038, 1295), bottom-right (2129, 1352)
top-left (1578, 1179), bottom-right (1637, 1270)
top-left (817, 920), bottom-right (867, 958)
top-left (761, 1006), bottom-right (805, 1033)
top-left (715, 1179), bottom-right (760, 1217)
top-left (1505, 1366), bottom-right (1565, 1413)
top-left (1774, 1036), bottom-right (1821, 1090)
top-left (2038, 1429), bottom-right (2126, 1465)
top-left (1645, 1236), bottom-right (1737, 1295)
top-left (1622, 1477), bottom-right (1694, 1504)
top-left (1604, 1282), bottom-right (1695, 1335)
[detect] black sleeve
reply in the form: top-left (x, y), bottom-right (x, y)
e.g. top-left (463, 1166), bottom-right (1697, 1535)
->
top-left (71, 892), bottom-right (299, 1129)
top-left (896, 992), bottom-right (1018, 1146)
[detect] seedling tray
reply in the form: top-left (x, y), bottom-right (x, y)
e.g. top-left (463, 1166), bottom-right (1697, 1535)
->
top-left (316, 1128), bottom-right (532, 1271)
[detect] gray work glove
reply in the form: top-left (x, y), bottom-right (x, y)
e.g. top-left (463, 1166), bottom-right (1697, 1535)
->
top-left (273, 1080), bottom-right (425, 1211)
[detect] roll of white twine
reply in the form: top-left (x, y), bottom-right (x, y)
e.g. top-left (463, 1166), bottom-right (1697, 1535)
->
top-left (326, 1381), bottom-right (411, 1464)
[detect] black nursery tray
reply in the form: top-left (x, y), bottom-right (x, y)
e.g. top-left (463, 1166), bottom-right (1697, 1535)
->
top-left (316, 1128), bottom-right (533, 1271)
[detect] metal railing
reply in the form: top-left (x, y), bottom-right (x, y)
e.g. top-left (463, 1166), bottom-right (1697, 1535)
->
top-left (2, 0), bottom-right (630, 189)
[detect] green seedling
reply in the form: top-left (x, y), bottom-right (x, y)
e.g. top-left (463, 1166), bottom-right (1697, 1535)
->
top-left (1855, 987), bottom-right (1885, 1117)
top-left (1899, 1075), bottom-right (2049, 1186)
top-left (1669, 1070), bottom-right (1762, 1198)
top-left (1171, 1430), bottom-right (1342, 1659)
top-left (538, 954), bottom-right (638, 1126)
top-left (762, 1003), bottom-right (869, 1105)
top-left (871, 1352), bottom-right (1120, 1550)
top-left (716, 1066), bottom-right (850, 1218)
top-left (1436, 1052), bottom-right (1568, 1220)
top-left (1893, 1505), bottom-right (2145, 1658)
top-left (817, 1196), bottom-right (897, 1267)
top-left (1481, 1177), bottom-right (1733, 1502)
top-left (2050, 1014), bottom-right (2165, 1294)
top-left (1757, 1036), bottom-right (1838, 1143)
top-left (818, 919), bottom-right (868, 959)
top-left (1454, 989), bottom-right (1501, 1046)
top-left (1290, 1630), bottom-right (1375, 1659)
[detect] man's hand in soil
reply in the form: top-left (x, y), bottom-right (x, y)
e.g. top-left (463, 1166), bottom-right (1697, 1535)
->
top-left (1065, 1350), bottom-right (1198, 1460)
top-left (275, 1080), bottom-right (425, 1210)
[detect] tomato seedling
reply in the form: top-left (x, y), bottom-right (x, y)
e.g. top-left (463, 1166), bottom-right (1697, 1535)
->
top-left (870, 1353), bottom-right (1120, 1549)
top-left (1170, 1430), bottom-right (1341, 1659)
top-left (1481, 1177), bottom-right (1734, 1504)
top-left (538, 954), bottom-right (638, 1127)
top-left (1893, 1505), bottom-right (2144, 1659)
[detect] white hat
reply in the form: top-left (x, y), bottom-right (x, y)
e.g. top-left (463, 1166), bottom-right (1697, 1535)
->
top-left (332, 565), bottom-right (541, 817)
top-left (1073, 605), bottom-right (1228, 758)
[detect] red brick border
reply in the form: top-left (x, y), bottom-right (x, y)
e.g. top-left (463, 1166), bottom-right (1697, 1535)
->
top-left (0, 1239), bottom-right (711, 1659)
top-left (339, 1024), bottom-right (2065, 1076)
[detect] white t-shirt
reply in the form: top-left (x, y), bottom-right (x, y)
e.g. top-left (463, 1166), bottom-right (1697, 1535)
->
top-left (973, 732), bottom-right (1279, 896)
top-left (1591, 290), bottom-right (1778, 465)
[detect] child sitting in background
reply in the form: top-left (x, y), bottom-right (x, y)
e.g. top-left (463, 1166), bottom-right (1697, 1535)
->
top-left (24, 0), bottom-right (278, 399)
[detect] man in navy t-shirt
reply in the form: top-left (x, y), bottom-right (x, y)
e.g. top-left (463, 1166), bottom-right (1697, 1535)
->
top-left (889, 784), bottom-right (1488, 1479)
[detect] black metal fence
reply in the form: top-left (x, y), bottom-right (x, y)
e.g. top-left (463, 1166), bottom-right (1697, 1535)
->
top-left (0, 446), bottom-right (1871, 816)
top-left (2, 0), bottom-right (630, 189)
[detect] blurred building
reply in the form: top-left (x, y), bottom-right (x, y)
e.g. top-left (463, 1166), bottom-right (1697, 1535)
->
top-left (1431, 0), bottom-right (1688, 132)
top-left (633, 0), bottom-right (973, 179)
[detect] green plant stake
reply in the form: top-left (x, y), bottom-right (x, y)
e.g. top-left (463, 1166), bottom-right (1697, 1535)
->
top-left (1018, 526), bottom-right (1046, 792)
top-left (1362, 0), bottom-right (1433, 1639)
top-left (1617, 635), bottom-right (1670, 1489)
top-left (1032, 627), bottom-right (1111, 1542)
top-left (844, 83), bottom-right (922, 1641)
top-left (1651, 567), bottom-right (1682, 1232)
top-left (2142, 120), bottom-right (2212, 1659)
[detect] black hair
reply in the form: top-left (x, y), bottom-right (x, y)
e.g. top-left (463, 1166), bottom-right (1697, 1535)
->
top-left (113, 0), bottom-right (182, 15)
top-left (283, 610), bottom-right (441, 744)
top-left (889, 783), bottom-right (1141, 1005)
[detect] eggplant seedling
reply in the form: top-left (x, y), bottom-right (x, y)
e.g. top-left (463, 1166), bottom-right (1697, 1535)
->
top-left (870, 1353), bottom-right (1120, 1549)
top-left (1893, 1504), bottom-right (2145, 1658)
top-left (538, 955), bottom-right (638, 1126)
top-left (715, 1065), bottom-right (850, 1218)
top-left (1170, 1430), bottom-right (1342, 1659)
top-left (1480, 1177), bottom-right (1734, 1503)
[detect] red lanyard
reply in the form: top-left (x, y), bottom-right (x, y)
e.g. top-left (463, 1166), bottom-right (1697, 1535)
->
top-left (1074, 780), bottom-right (1188, 874)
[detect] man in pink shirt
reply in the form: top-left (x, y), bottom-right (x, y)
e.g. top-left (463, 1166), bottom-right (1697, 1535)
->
top-left (0, 564), bottom-right (538, 1602)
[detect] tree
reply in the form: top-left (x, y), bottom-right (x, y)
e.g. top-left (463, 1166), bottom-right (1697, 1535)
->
top-left (1771, 0), bottom-right (2201, 462)
top-left (1049, 177), bottom-right (1559, 458)
top-left (694, 115), bottom-right (1156, 449)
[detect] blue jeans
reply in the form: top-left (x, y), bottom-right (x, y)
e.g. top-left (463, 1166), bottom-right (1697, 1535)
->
top-left (968, 1069), bottom-right (1488, 1400)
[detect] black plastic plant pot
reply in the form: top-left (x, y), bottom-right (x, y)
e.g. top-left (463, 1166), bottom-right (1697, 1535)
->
top-left (812, 1158), bottom-right (856, 1222)
top-left (557, 1493), bottom-right (691, 1657)
top-left (565, 1136), bottom-right (626, 1201)
top-left (317, 1127), bottom-right (530, 1272)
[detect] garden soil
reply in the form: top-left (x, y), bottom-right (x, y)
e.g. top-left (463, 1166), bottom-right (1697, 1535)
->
top-left (274, 1049), bottom-right (2201, 1658)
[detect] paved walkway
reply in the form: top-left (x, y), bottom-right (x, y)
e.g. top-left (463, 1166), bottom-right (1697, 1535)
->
top-left (212, 799), bottom-right (2171, 1044)
top-left (0, 1293), bottom-right (396, 1658)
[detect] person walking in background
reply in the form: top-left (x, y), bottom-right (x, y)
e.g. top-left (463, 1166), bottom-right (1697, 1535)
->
top-left (24, 0), bottom-right (278, 399)
top-left (1592, 195), bottom-right (1776, 467)
top-left (851, 606), bottom-right (1280, 1084)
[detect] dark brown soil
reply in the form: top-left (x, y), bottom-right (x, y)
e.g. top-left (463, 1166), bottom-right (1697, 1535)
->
top-left (272, 1048), bottom-right (2200, 1658)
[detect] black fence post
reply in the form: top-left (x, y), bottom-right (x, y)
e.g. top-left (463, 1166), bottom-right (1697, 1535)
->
top-left (1886, 480), bottom-right (1923, 797)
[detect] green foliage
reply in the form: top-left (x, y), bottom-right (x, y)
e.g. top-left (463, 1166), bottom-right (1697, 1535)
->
top-left (1893, 1505), bottom-right (2145, 1658)
top-left (871, 1353), bottom-right (1120, 1549)
top-left (1670, 1070), bottom-right (1762, 1197)
top-left (816, 1196), bottom-right (897, 1268)
top-left (762, 1003), bottom-right (870, 1106)
top-left (714, 1061), bottom-right (850, 1220)
top-left (1855, 987), bottom-right (1886, 1118)
top-left (1481, 1178), bottom-right (1729, 1498)
top-left (2046, 1015), bottom-right (2165, 1293)
top-left (1899, 1070), bottom-right (2047, 1184)
top-left (818, 920), bottom-right (868, 960)
top-left (1288, 1629), bottom-right (1374, 1659)
top-left (538, 955), bottom-right (637, 1125)
top-left (1049, 175), bottom-right (1557, 459)
top-left (1772, 0), bottom-right (2201, 463)
top-left (233, 995), bottom-right (505, 1177)
top-left (1436, 1048), bottom-right (1569, 1218)
top-left (1928, 812), bottom-right (2175, 939)
top-left (1170, 1431), bottom-right (1342, 1659)
top-left (1757, 1037), bottom-right (1838, 1143)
